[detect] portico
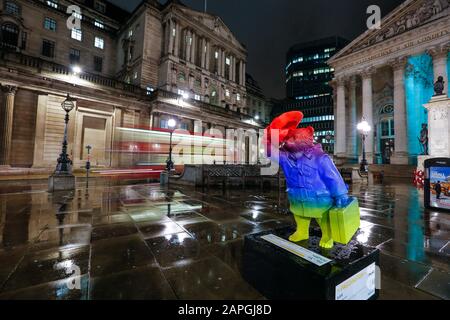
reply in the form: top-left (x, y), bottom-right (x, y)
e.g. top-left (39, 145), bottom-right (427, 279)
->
top-left (329, 0), bottom-right (449, 167)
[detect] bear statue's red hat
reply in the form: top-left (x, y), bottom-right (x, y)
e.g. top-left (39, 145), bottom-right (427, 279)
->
top-left (265, 111), bottom-right (304, 146)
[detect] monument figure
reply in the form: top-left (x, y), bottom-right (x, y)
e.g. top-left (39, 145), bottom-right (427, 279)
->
top-left (419, 123), bottom-right (429, 155)
top-left (434, 76), bottom-right (445, 96)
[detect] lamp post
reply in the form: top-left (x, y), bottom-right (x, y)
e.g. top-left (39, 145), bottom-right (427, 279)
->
top-left (357, 118), bottom-right (371, 173)
top-left (166, 118), bottom-right (177, 172)
top-left (55, 94), bottom-right (76, 174)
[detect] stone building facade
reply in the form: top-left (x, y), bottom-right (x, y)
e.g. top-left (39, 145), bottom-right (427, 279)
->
top-left (329, 0), bottom-right (449, 167)
top-left (0, 0), bottom-right (259, 170)
top-left (245, 74), bottom-right (273, 125)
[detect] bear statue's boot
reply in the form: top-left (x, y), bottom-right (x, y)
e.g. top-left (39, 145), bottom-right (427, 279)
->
top-left (316, 211), bottom-right (334, 249)
top-left (289, 216), bottom-right (311, 242)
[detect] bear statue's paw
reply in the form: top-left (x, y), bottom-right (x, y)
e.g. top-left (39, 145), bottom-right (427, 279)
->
top-left (288, 231), bottom-right (309, 243)
top-left (319, 238), bottom-right (334, 249)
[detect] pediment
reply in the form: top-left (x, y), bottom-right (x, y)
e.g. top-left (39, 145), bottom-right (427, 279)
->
top-left (330, 0), bottom-right (449, 61)
top-left (175, 6), bottom-right (246, 51)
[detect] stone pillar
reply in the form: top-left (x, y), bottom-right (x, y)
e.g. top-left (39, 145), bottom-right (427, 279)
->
top-left (205, 41), bottom-right (210, 71)
top-left (221, 50), bottom-right (226, 78)
top-left (200, 38), bottom-right (206, 68)
top-left (239, 61), bottom-right (244, 85)
top-left (242, 62), bottom-right (246, 85)
top-left (174, 22), bottom-right (180, 57)
top-left (428, 44), bottom-right (449, 94)
top-left (228, 56), bottom-right (234, 81)
top-left (361, 69), bottom-right (375, 164)
top-left (231, 56), bottom-right (236, 83)
top-left (168, 19), bottom-right (175, 55)
top-left (190, 32), bottom-right (196, 64)
top-left (335, 78), bottom-right (347, 158)
top-left (390, 57), bottom-right (409, 165)
top-left (347, 76), bottom-right (358, 161)
top-left (0, 85), bottom-right (17, 166)
top-left (186, 30), bottom-right (192, 62)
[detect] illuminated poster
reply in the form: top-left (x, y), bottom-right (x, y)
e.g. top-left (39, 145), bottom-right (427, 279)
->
top-left (429, 167), bottom-right (450, 210)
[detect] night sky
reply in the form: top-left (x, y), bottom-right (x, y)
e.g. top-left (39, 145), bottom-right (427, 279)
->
top-left (110, 0), bottom-right (405, 99)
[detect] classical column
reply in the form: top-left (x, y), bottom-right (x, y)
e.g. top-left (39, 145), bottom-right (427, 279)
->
top-left (239, 61), bottom-right (244, 85)
top-left (168, 19), bottom-right (175, 55)
top-left (190, 32), bottom-right (196, 64)
top-left (221, 50), bottom-right (226, 77)
top-left (347, 76), bottom-right (358, 162)
top-left (390, 57), bottom-right (409, 165)
top-left (361, 68), bottom-right (375, 164)
top-left (205, 41), bottom-right (210, 71)
top-left (335, 77), bottom-right (347, 158)
top-left (200, 38), bottom-right (206, 68)
top-left (242, 62), bottom-right (246, 84)
top-left (174, 22), bottom-right (180, 57)
top-left (0, 85), bottom-right (17, 166)
top-left (428, 44), bottom-right (449, 93)
top-left (229, 56), bottom-right (234, 81)
top-left (231, 56), bottom-right (236, 83)
top-left (186, 30), bottom-right (192, 62)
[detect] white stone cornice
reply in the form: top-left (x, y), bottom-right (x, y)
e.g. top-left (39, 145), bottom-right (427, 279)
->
top-left (388, 56), bottom-right (408, 70)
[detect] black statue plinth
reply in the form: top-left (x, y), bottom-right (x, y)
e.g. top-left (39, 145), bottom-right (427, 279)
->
top-left (242, 227), bottom-right (380, 300)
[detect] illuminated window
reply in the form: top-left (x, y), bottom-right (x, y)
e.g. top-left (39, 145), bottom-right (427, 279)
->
top-left (128, 29), bottom-right (133, 38)
top-left (95, 20), bottom-right (104, 29)
top-left (172, 28), bottom-right (176, 37)
top-left (94, 36), bottom-right (104, 49)
top-left (71, 28), bottom-right (82, 41)
top-left (215, 51), bottom-right (219, 59)
top-left (226, 57), bottom-right (230, 65)
top-left (236, 93), bottom-right (241, 101)
top-left (44, 17), bottom-right (56, 31)
top-left (225, 89), bottom-right (230, 97)
top-left (46, 0), bottom-right (58, 9)
top-left (194, 94), bottom-right (201, 101)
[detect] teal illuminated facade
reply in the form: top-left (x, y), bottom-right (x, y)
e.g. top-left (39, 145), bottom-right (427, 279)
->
top-left (328, 0), bottom-right (449, 170)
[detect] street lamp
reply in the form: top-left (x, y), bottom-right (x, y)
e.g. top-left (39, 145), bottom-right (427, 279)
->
top-left (55, 94), bottom-right (76, 174)
top-left (357, 118), bottom-right (371, 173)
top-left (166, 118), bottom-right (177, 172)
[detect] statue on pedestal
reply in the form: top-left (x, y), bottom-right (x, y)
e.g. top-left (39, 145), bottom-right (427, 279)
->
top-left (265, 111), bottom-right (360, 249)
top-left (434, 76), bottom-right (445, 96)
top-left (419, 123), bottom-right (429, 155)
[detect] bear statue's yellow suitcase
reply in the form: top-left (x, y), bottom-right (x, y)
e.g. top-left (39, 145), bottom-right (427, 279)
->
top-left (329, 197), bottom-right (361, 245)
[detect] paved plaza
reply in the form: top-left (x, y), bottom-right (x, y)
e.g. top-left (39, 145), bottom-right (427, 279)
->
top-left (0, 179), bottom-right (448, 300)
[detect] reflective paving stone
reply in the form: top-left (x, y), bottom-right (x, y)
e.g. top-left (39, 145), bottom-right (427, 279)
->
top-left (0, 275), bottom-right (89, 300)
top-left (137, 221), bottom-right (185, 239)
top-left (146, 232), bottom-right (208, 268)
top-left (416, 269), bottom-right (450, 300)
top-left (379, 252), bottom-right (432, 287)
top-left (163, 257), bottom-right (262, 300)
top-left (91, 223), bottom-right (138, 242)
top-left (2, 246), bottom-right (90, 292)
top-left (168, 211), bottom-right (209, 225)
top-left (379, 276), bottom-right (438, 300)
top-left (0, 246), bottom-right (27, 286)
top-left (184, 221), bottom-right (240, 245)
top-left (91, 235), bottom-right (156, 277)
top-left (31, 226), bottom-right (92, 252)
top-left (90, 266), bottom-right (176, 300)
top-left (240, 210), bottom-right (279, 223)
top-left (93, 213), bottom-right (132, 226)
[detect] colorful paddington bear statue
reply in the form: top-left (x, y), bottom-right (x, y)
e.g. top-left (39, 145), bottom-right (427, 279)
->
top-left (266, 111), bottom-right (360, 249)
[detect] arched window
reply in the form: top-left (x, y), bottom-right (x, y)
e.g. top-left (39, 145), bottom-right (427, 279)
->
top-left (1, 23), bottom-right (19, 48)
top-left (4, 1), bottom-right (20, 16)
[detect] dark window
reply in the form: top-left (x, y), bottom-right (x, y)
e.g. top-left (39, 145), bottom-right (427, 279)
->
top-left (94, 1), bottom-right (106, 13)
top-left (42, 39), bottom-right (55, 58)
top-left (69, 48), bottom-right (80, 63)
top-left (20, 31), bottom-right (26, 49)
top-left (5, 1), bottom-right (20, 15)
top-left (44, 17), bottom-right (57, 31)
top-left (1, 23), bottom-right (19, 48)
top-left (94, 56), bottom-right (103, 72)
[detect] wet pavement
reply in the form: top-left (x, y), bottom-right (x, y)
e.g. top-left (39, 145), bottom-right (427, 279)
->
top-left (0, 179), bottom-right (448, 300)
